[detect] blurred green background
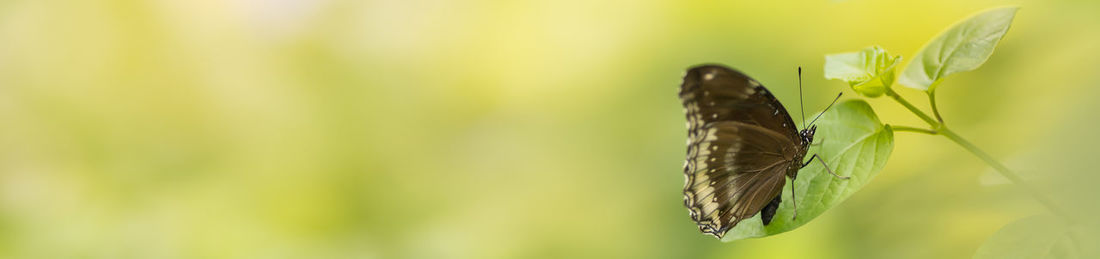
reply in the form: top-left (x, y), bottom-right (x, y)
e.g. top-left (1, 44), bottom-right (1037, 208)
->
top-left (1, 0), bottom-right (1099, 258)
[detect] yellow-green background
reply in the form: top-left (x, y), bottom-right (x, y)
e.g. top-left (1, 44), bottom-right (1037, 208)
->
top-left (1, 0), bottom-right (1098, 258)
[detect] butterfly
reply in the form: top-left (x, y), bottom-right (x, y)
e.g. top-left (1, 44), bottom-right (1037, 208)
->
top-left (678, 64), bottom-right (844, 239)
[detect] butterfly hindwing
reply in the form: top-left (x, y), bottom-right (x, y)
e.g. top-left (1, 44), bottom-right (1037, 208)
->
top-left (681, 122), bottom-right (793, 237)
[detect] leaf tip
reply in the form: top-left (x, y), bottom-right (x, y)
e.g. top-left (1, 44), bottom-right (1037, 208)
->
top-left (898, 5), bottom-right (1021, 92)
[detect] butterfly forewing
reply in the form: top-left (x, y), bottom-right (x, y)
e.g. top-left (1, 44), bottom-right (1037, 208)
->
top-left (679, 64), bottom-right (808, 239)
top-left (680, 65), bottom-right (801, 142)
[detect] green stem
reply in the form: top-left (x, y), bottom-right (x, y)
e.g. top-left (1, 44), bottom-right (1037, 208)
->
top-left (891, 125), bottom-right (937, 135)
top-left (885, 88), bottom-right (938, 126)
top-left (928, 91), bottom-right (945, 123)
top-left (939, 128), bottom-right (1075, 222)
top-left (884, 88), bottom-right (1075, 223)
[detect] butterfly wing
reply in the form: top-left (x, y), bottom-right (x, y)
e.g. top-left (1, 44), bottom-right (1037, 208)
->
top-left (680, 65), bottom-right (801, 142)
top-left (679, 64), bottom-right (803, 238)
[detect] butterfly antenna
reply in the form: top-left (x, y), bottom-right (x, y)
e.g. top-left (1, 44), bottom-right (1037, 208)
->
top-left (798, 67), bottom-right (806, 127)
top-left (808, 92), bottom-right (843, 126)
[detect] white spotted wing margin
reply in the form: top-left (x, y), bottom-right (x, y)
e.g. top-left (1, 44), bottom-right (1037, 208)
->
top-left (679, 64), bottom-right (808, 239)
top-left (681, 121), bottom-right (796, 239)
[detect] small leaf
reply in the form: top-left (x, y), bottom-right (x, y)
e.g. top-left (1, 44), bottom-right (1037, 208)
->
top-left (722, 100), bottom-right (894, 241)
top-left (898, 6), bottom-right (1019, 91)
top-left (973, 215), bottom-right (1095, 259)
top-left (824, 46), bottom-right (901, 97)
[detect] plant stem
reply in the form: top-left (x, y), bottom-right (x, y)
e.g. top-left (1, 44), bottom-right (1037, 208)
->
top-left (928, 91), bottom-right (945, 123)
top-left (938, 128), bottom-right (1075, 222)
top-left (885, 89), bottom-right (938, 126)
top-left (884, 88), bottom-right (1075, 223)
top-left (891, 126), bottom-right (937, 135)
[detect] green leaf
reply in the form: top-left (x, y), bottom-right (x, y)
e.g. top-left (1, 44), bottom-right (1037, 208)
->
top-left (973, 215), bottom-right (1095, 259)
top-left (824, 46), bottom-right (901, 97)
top-left (721, 100), bottom-right (894, 242)
top-left (898, 6), bottom-right (1019, 91)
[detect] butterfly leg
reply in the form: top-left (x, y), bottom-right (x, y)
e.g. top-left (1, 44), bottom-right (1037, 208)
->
top-left (789, 175), bottom-right (798, 220)
top-left (803, 154), bottom-right (849, 179)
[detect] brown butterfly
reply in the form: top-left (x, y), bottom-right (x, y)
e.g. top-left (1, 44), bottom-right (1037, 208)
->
top-left (679, 64), bottom-right (844, 239)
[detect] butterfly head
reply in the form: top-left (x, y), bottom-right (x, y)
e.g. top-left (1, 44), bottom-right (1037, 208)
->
top-left (799, 125), bottom-right (817, 146)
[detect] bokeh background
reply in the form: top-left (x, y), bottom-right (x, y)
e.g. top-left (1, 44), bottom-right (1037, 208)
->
top-left (1, 0), bottom-right (1099, 258)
